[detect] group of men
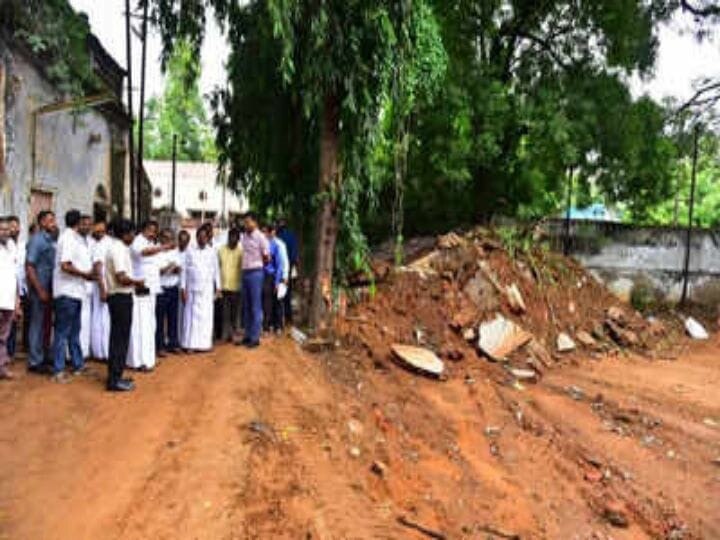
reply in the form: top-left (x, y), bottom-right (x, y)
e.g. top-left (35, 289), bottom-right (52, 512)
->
top-left (0, 209), bottom-right (298, 392)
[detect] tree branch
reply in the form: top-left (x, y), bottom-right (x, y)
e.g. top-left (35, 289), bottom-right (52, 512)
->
top-left (680, 0), bottom-right (720, 18)
top-left (677, 79), bottom-right (720, 113)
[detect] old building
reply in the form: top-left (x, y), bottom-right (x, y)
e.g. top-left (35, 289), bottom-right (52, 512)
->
top-left (145, 160), bottom-right (248, 229)
top-left (0, 25), bottom-right (136, 231)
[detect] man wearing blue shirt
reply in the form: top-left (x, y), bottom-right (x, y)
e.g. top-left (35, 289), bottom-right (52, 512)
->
top-left (25, 210), bottom-right (57, 373)
top-left (276, 218), bottom-right (298, 324)
top-left (261, 224), bottom-right (288, 333)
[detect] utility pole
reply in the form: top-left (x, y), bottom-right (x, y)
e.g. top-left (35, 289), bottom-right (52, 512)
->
top-left (171, 133), bottom-right (177, 213)
top-left (680, 124), bottom-right (700, 306)
top-left (563, 166), bottom-right (573, 256)
top-left (125, 0), bottom-right (135, 221)
top-left (136, 0), bottom-right (149, 222)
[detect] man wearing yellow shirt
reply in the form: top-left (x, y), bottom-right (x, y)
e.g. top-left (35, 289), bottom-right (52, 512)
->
top-left (217, 228), bottom-right (243, 342)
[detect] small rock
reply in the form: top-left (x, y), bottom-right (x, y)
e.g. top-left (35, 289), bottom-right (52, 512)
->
top-left (509, 367), bottom-right (538, 383)
top-left (557, 332), bottom-right (576, 352)
top-left (566, 385), bottom-right (585, 401)
top-left (349, 446), bottom-right (361, 458)
top-left (711, 457), bottom-right (720, 467)
top-left (568, 301), bottom-right (576, 314)
top-left (605, 320), bottom-right (639, 347)
top-left (462, 327), bottom-right (477, 342)
top-left (667, 449), bottom-right (676, 459)
top-left (685, 317), bottom-right (709, 340)
top-left (370, 460), bottom-right (388, 477)
top-left (484, 426), bottom-right (501, 437)
top-left (703, 417), bottom-right (718, 428)
top-left (576, 330), bottom-right (597, 348)
top-left (603, 500), bottom-right (629, 528)
top-left (607, 307), bottom-right (628, 326)
top-left (506, 283), bottom-right (527, 314)
top-left (348, 419), bottom-right (364, 436)
top-left (584, 468), bottom-right (603, 483)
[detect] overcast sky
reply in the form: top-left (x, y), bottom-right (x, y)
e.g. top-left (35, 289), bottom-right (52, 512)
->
top-left (69, 0), bottom-right (720, 111)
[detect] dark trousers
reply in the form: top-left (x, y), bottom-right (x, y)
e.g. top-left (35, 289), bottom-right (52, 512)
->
top-left (0, 310), bottom-right (12, 368)
top-left (242, 269), bottom-right (264, 343)
top-left (108, 293), bottom-right (132, 387)
top-left (217, 290), bottom-right (241, 340)
top-left (262, 274), bottom-right (285, 331)
top-left (155, 286), bottom-right (180, 351)
top-left (283, 278), bottom-right (293, 324)
top-left (26, 290), bottom-right (48, 368)
top-left (7, 295), bottom-right (27, 357)
top-left (52, 296), bottom-right (83, 374)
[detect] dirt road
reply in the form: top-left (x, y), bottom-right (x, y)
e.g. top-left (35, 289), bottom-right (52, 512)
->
top-left (0, 337), bottom-right (718, 539)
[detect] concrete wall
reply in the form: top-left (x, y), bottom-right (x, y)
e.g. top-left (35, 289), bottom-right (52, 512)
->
top-left (0, 41), bottom-right (124, 236)
top-left (548, 220), bottom-right (720, 306)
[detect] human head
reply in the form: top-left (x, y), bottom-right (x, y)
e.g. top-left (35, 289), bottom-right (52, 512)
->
top-left (65, 209), bottom-right (81, 230)
top-left (113, 218), bottom-right (135, 246)
top-left (202, 222), bottom-right (214, 241)
top-left (196, 226), bottom-right (208, 248)
top-left (79, 214), bottom-right (92, 237)
top-left (37, 210), bottom-right (56, 234)
top-left (159, 228), bottom-right (174, 245)
top-left (140, 220), bottom-right (159, 241)
top-left (92, 220), bottom-right (107, 241)
top-left (277, 217), bottom-right (288, 231)
top-left (243, 212), bottom-right (258, 232)
top-left (227, 228), bottom-right (240, 248)
top-left (7, 215), bottom-right (19, 241)
top-left (0, 217), bottom-right (9, 245)
top-left (178, 230), bottom-right (190, 251)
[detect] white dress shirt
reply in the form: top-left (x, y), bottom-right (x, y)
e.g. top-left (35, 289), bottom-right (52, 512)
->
top-left (53, 229), bottom-right (90, 301)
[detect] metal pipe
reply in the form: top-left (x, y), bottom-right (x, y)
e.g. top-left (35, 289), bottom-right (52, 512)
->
top-left (125, 0), bottom-right (136, 221)
top-left (171, 133), bottom-right (177, 212)
top-left (136, 0), bottom-right (149, 222)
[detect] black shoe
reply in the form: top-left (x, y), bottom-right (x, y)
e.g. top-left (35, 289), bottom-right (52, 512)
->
top-left (27, 364), bottom-right (51, 375)
top-left (107, 379), bottom-right (135, 392)
top-left (238, 337), bottom-right (251, 346)
top-left (245, 341), bottom-right (260, 349)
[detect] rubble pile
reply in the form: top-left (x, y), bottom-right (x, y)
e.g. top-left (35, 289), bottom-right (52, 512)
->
top-left (337, 227), bottom-right (678, 381)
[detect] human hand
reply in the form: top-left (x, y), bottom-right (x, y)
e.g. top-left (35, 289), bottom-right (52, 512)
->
top-left (181, 290), bottom-right (188, 304)
top-left (38, 288), bottom-right (50, 304)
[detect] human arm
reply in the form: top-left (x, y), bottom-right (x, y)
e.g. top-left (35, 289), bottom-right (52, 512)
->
top-left (93, 261), bottom-right (108, 301)
top-left (25, 238), bottom-right (50, 302)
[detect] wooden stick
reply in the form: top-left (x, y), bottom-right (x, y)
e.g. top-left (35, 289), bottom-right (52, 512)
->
top-left (396, 516), bottom-right (446, 540)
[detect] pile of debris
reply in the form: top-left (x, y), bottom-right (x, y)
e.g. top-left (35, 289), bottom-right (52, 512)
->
top-left (336, 227), bottom-right (681, 382)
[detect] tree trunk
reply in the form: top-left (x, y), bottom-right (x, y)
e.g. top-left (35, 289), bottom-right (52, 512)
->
top-left (308, 93), bottom-right (341, 331)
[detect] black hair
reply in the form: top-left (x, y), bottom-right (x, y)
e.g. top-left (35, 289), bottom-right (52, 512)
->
top-left (140, 219), bottom-right (159, 231)
top-left (7, 215), bottom-right (19, 224)
top-left (228, 227), bottom-right (240, 238)
top-left (36, 210), bottom-right (54, 225)
top-left (112, 218), bottom-right (134, 238)
top-left (80, 214), bottom-right (92, 221)
top-left (244, 211), bottom-right (258, 222)
top-left (196, 226), bottom-right (208, 239)
top-left (65, 209), bottom-right (81, 228)
top-left (178, 229), bottom-right (190, 239)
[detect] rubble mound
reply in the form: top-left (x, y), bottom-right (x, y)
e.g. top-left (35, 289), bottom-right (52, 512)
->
top-left (337, 227), bottom-right (678, 380)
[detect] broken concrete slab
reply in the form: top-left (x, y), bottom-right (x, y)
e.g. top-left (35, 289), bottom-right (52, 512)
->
top-left (506, 283), bottom-right (527, 314)
top-left (606, 306), bottom-right (628, 326)
top-left (508, 367), bottom-right (538, 383)
top-left (605, 320), bottom-right (639, 347)
top-left (391, 344), bottom-right (445, 376)
top-left (685, 317), bottom-right (709, 340)
top-left (576, 330), bottom-right (597, 348)
top-left (526, 339), bottom-right (553, 367)
top-left (463, 269), bottom-right (500, 312)
top-left (478, 314), bottom-right (533, 361)
top-left (556, 332), bottom-right (576, 352)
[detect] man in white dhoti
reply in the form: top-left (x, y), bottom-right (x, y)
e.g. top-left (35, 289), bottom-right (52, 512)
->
top-left (181, 227), bottom-right (220, 352)
top-left (127, 220), bottom-right (169, 371)
top-left (176, 230), bottom-right (191, 348)
top-left (78, 215), bottom-right (94, 360)
top-left (90, 221), bottom-right (112, 361)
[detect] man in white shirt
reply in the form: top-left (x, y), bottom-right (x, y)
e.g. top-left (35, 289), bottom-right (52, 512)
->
top-left (156, 228), bottom-right (181, 355)
top-left (51, 210), bottom-right (95, 383)
top-left (90, 220), bottom-right (113, 361)
top-left (0, 217), bottom-right (21, 380)
top-left (105, 219), bottom-right (144, 392)
top-left (127, 220), bottom-right (171, 371)
top-left (181, 226), bottom-right (220, 352)
top-left (6, 215), bottom-right (26, 359)
top-left (78, 214), bottom-right (94, 360)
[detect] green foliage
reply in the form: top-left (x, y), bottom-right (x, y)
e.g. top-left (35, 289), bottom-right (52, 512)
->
top-left (143, 40), bottom-right (216, 162)
top-left (2, 0), bottom-right (96, 95)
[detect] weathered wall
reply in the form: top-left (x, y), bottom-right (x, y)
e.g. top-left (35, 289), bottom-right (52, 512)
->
top-left (548, 220), bottom-right (720, 306)
top-left (0, 41), bottom-right (119, 233)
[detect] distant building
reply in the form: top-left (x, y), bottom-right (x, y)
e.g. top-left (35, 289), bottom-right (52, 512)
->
top-left (561, 203), bottom-right (623, 223)
top-left (0, 26), bottom-right (139, 231)
top-left (145, 160), bottom-right (248, 229)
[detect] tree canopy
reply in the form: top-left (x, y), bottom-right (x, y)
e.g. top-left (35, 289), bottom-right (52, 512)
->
top-left (142, 39), bottom-right (217, 162)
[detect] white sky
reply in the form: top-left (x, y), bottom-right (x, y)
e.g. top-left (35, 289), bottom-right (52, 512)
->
top-left (69, 0), bottom-right (720, 112)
